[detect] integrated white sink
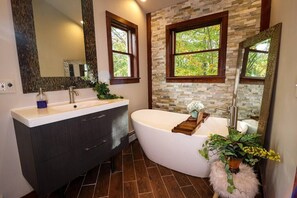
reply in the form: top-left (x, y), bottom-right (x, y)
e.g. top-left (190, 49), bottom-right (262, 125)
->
top-left (11, 98), bottom-right (129, 127)
top-left (49, 100), bottom-right (109, 112)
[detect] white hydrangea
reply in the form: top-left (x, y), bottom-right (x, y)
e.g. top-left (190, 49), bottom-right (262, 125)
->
top-left (187, 101), bottom-right (205, 113)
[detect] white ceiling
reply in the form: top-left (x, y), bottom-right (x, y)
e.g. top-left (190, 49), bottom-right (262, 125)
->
top-left (135, 0), bottom-right (187, 13)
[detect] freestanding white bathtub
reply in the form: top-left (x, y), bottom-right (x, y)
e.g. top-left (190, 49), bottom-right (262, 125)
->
top-left (131, 109), bottom-right (248, 178)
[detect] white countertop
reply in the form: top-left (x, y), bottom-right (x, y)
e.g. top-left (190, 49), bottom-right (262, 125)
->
top-left (11, 98), bottom-right (129, 128)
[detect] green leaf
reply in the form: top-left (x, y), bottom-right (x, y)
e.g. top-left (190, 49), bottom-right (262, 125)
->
top-left (198, 148), bottom-right (209, 160)
top-left (227, 186), bottom-right (235, 193)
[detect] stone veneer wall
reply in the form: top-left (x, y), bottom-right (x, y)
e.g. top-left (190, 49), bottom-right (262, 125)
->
top-left (237, 84), bottom-right (264, 120)
top-left (151, 0), bottom-right (262, 117)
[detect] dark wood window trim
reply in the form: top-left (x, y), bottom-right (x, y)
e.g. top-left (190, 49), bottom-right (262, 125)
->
top-left (239, 47), bottom-right (268, 85)
top-left (146, 13), bottom-right (152, 109)
top-left (260, 0), bottom-right (271, 31)
top-left (166, 11), bottom-right (228, 83)
top-left (106, 11), bottom-right (140, 85)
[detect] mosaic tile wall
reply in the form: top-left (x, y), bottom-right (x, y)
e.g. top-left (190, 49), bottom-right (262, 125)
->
top-left (151, 0), bottom-right (262, 117)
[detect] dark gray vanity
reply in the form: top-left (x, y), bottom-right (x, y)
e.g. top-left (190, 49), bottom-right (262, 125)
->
top-left (12, 100), bottom-right (129, 196)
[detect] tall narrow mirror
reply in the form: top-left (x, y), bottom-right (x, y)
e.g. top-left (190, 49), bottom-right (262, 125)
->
top-left (234, 23), bottom-right (282, 142)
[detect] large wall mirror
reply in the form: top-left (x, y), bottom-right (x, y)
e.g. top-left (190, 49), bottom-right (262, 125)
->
top-left (235, 23), bottom-right (282, 143)
top-left (11, 0), bottom-right (97, 93)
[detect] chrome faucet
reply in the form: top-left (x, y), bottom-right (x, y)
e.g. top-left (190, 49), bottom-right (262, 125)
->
top-left (209, 104), bottom-right (238, 130)
top-left (69, 86), bottom-right (79, 103)
top-left (228, 105), bottom-right (238, 130)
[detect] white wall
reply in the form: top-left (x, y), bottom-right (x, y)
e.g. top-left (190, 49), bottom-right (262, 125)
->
top-left (265, 0), bottom-right (297, 197)
top-left (0, 0), bottom-right (147, 197)
top-left (93, 0), bottom-right (148, 130)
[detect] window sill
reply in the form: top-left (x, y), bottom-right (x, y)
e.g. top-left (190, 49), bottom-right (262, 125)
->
top-left (110, 77), bottom-right (140, 85)
top-left (166, 76), bottom-right (225, 83)
top-left (239, 77), bottom-right (264, 85)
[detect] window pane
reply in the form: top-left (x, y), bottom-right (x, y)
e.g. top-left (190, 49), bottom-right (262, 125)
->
top-left (250, 39), bottom-right (271, 52)
top-left (174, 51), bottom-right (218, 76)
top-left (113, 52), bottom-right (131, 77)
top-left (112, 27), bottom-right (128, 53)
top-left (245, 52), bottom-right (268, 78)
top-left (175, 24), bottom-right (220, 53)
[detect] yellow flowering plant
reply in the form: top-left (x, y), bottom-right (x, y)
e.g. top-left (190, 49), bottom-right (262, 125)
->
top-left (199, 128), bottom-right (280, 193)
top-left (243, 146), bottom-right (281, 161)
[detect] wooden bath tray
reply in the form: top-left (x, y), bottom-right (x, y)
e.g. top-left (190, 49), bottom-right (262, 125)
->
top-left (172, 112), bottom-right (210, 135)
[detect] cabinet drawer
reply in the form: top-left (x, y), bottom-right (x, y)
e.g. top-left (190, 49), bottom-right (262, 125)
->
top-left (69, 110), bottom-right (113, 149)
top-left (72, 135), bottom-right (113, 175)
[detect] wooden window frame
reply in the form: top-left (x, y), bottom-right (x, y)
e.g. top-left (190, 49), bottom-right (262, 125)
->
top-left (106, 11), bottom-right (140, 84)
top-left (239, 48), bottom-right (268, 85)
top-left (166, 11), bottom-right (228, 83)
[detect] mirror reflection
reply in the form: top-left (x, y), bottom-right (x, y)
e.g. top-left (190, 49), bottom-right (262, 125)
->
top-left (241, 39), bottom-right (271, 79)
top-left (32, 0), bottom-right (86, 77)
top-left (235, 23), bottom-right (282, 139)
top-left (11, 0), bottom-right (97, 93)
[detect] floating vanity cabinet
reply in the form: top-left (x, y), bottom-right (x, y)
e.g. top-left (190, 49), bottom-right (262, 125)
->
top-left (12, 100), bottom-right (129, 196)
top-left (69, 106), bottom-right (128, 176)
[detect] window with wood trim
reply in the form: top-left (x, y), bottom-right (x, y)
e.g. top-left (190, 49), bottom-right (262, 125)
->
top-left (106, 11), bottom-right (139, 84)
top-left (240, 39), bottom-right (271, 84)
top-left (166, 11), bottom-right (228, 83)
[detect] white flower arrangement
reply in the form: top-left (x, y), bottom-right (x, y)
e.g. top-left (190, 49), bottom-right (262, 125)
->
top-left (187, 101), bottom-right (205, 113)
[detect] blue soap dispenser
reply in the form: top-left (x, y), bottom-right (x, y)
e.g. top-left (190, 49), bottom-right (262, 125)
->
top-left (36, 88), bottom-right (47, 108)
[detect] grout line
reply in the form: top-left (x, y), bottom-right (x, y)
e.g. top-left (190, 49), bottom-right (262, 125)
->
top-left (143, 153), bottom-right (156, 198)
top-left (130, 146), bottom-right (137, 183)
top-left (157, 164), bottom-right (171, 197)
top-left (82, 183), bottom-right (96, 187)
top-left (76, 173), bottom-right (87, 198)
top-left (133, 160), bottom-right (140, 197)
top-left (123, 180), bottom-right (138, 183)
top-left (171, 172), bottom-right (188, 198)
top-left (180, 187), bottom-right (188, 198)
top-left (64, 181), bottom-right (70, 195)
top-left (179, 184), bottom-right (193, 188)
top-left (122, 150), bottom-right (125, 198)
top-left (92, 164), bottom-right (101, 198)
top-left (129, 141), bottom-right (138, 198)
top-left (186, 175), bottom-right (202, 198)
top-left (138, 192), bottom-right (153, 195)
top-left (161, 174), bottom-right (175, 178)
top-left (202, 178), bottom-right (214, 192)
top-left (107, 162), bottom-right (112, 197)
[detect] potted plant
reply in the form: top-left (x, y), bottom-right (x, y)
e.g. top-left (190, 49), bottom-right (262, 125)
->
top-left (199, 128), bottom-right (280, 193)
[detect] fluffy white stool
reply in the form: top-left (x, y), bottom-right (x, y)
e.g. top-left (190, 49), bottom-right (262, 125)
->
top-left (210, 161), bottom-right (259, 198)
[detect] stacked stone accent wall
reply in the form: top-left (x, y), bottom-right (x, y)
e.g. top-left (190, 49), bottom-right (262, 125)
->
top-left (237, 84), bottom-right (264, 120)
top-left (151, 0), bottom-right (262, 117)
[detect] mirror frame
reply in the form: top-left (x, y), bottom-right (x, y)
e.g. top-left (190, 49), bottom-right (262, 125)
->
top-left (11, 0), bottom-right (97, 93)
top-left (236, 23), bottom-right (282, 143)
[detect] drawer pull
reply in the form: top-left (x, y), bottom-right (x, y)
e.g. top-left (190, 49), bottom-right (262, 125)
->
top-left (81, 114), bottom-right (106, 122)
top-left (84, 140), bottom-right (107, 151)
top-left (92, 114), bottom-right (106, 120)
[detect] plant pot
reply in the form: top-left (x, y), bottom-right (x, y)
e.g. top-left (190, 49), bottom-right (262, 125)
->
top-left (191, 111), bottom-right (198, 118)
top-left (229, 158), bottom-right (242, 174)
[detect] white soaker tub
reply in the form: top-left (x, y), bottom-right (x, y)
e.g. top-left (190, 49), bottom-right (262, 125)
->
top-left (131, 109), bottom-right (248, 178)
